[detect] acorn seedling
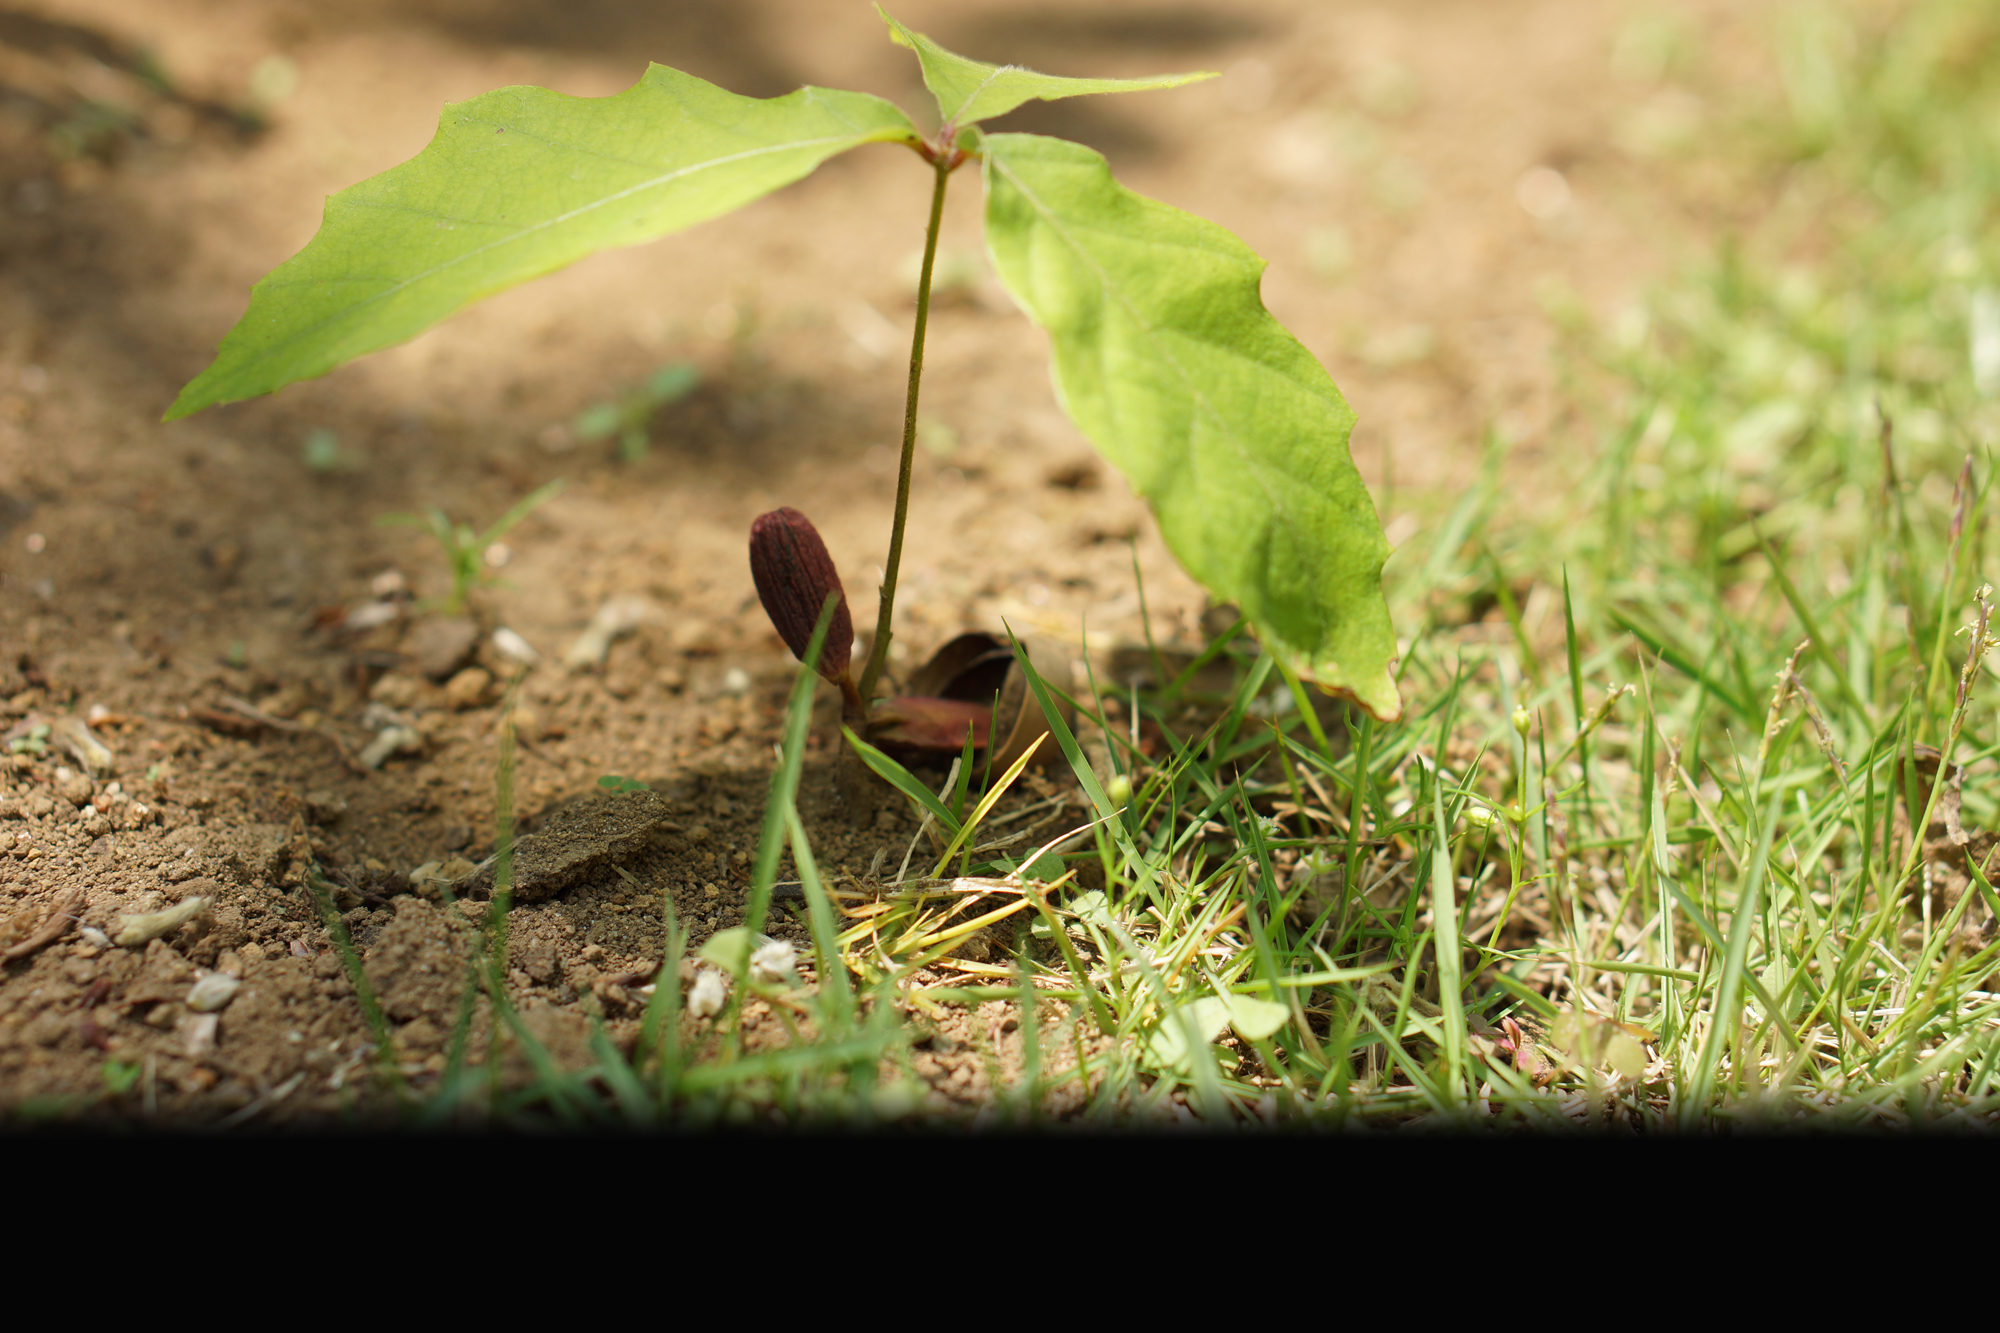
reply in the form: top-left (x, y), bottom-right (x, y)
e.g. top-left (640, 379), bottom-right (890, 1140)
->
top-left (167, 8), bottom-right (1402, 730)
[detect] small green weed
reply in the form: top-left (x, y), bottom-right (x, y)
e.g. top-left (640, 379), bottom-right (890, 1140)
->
top-left (574, 363), bottom-right (700, 462)
top-left (379, 478), bottom-right (565, 616)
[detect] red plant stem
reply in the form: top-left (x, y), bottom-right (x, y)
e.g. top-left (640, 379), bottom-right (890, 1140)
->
top-left (857, 152), bottom-right (953, 710)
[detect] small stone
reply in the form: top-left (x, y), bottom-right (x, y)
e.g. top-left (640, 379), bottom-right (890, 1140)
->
top-left (369, 672), bottom-right (426, 709)
top-left (304, 789), bottom-right (347, 824)
top-left (180, 1011), bottom-right (219, 1057)
top-left (506, 706), bottom-right (542, 740)
top-left (444, 666), bottom-right (492, 710)
top-left (459, 790), bottom-right (674, 904)
top-left (409, 860), bottom-right (448, 899)
top-left (492, 626), bottom-right (540, 665)
top-left (563, 596), bottom-right (654, 672)
top-left (56, 770), bottom-right (92, 805)
top-left (358, 724), bottom-right (422, 769)
top-left (186, 972), bottom-right (241, 1012)
top-left (519, 940), bottom-right (560, 983)
top-left (441, 824), bottom-right (471, 851)
top-left (404, 615), bottom-right (481, 681)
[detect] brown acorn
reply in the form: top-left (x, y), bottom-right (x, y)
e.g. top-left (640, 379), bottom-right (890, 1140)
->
top-left (749, 507), bottom-right (863, 717)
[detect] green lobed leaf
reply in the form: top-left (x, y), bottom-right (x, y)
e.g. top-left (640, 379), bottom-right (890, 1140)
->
top-left (982, 133), bottom-right (1402, 720)
top-left (167, 68), bottom-right (918, 419)
top-left (1143, 996), bottom-right (1232, 1070)
top-left (1224, 993), bottom-right (1291, 1042)
top-left (878, 6), bottom-right (1212, 132)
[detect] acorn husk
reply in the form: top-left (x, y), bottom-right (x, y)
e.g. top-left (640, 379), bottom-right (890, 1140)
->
top-left (867, 632), bottom-right (1074, 772)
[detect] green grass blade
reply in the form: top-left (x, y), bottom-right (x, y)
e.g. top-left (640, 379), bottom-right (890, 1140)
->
top-left (747, 596), bottom-right (840, 936)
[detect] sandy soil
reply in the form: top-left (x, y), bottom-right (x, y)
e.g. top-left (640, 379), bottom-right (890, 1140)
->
top-left (0, 0), bottom-right (1775, 1123)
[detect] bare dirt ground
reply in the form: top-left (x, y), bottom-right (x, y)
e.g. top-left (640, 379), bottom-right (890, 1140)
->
top-left (0, 0), bottom-right (1778, 1124)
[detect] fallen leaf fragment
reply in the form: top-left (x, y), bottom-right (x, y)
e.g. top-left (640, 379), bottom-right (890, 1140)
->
top-left (52, 716), bottom-right (113, 777)
top-left (113, 895), bottom-right (208, 947)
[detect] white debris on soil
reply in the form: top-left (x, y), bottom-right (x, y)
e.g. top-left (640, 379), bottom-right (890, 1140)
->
top-left (181, 1012), bottom-right (219, 1058)
top-left (563, 595), bottom-right (653, 672)
top-left (688, 967), bottom-right (729, 1018)
top-left (358, 723), bottom-right (422, 769)
top-left (53, 715), bottom-right (113, 776)
top-left (344, 599), bottom-right (402, 632)
top-left (186, 971), bottom-right (240, 1012)
top-left (492, 626), bottom-right (539, 665)
top-left (113, 896), bottom-right (207, 947)
top-left (749, 939), bottom-right (796, 986)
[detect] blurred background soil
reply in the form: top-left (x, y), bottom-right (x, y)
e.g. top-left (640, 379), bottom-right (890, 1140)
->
top-left (0, 0), bottom-right (1786, 1120)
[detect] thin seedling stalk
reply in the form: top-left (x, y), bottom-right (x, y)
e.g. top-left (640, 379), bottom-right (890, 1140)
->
top-left (857, 155), bottom-right (955, 709)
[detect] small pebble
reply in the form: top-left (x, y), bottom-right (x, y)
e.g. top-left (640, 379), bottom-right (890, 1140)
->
top-left (369, 672), bottom-right (425, 708)
top-left (506, 706), bottom-right (542, 740)
top-left (404, 615), bottom-right (481, 680)
top-left (444, 666), bottom-right (492, 710)
top-left (186, 972), bottom-right (241, 1012)
top-left (493, 626), bottom-right (539, 665)
top-left (358, 724), bottom-right (422, 769)
top-left (181, 1012), bottom-right (220, 1057)
top-left (723, 666), bottom-right (751, 695)
top-left (563, 595), bottom-right (653, 671)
